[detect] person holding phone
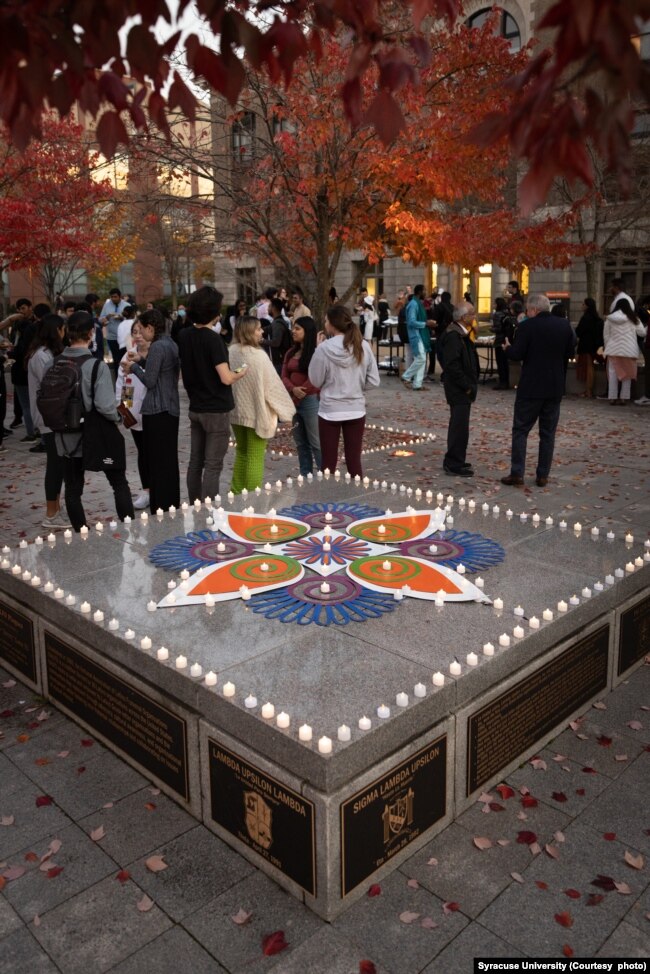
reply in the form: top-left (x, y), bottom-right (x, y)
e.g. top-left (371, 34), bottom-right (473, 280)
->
top-left (177, 286), bottom-right (247, 502)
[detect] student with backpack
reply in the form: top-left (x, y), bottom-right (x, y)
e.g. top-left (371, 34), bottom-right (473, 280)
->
top-left (40, 311), bottom-right (134, 531)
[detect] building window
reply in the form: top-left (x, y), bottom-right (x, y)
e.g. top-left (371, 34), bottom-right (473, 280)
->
top-left (467, 7), bottom-right (521, 51)
top-left (603, 250), bottom-right (650, 307)
top-left (475, 263), bottom-right (493, 315)
top-left (236, 267), bottom-right (257, 307)
top-left (354, 260), bottom-right (384, 298)
top-left (232, 112), bottom-right (255, 164)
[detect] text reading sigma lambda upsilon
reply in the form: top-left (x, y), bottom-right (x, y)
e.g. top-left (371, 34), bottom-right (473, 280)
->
top-left (474, 963), bottom-right (647, 973)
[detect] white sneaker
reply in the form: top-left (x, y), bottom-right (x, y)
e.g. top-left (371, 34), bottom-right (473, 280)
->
top-left (133, 492), bottom-right (150, 510)
top-left (42, 511), bottom-right (71, 529)
top-left (634, 396), bottom-right (650, 405)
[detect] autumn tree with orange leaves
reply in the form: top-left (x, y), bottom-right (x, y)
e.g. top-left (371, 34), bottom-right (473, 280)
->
top-left (0, 117), bottom-right (136, 305)
top-left (208, 20), bottom-right (586, 319)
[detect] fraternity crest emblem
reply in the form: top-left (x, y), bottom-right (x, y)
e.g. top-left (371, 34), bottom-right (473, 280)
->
top-left (244, 791), bottom-right (272, 849)
top-left (382, 787), bottom-right (414, 844)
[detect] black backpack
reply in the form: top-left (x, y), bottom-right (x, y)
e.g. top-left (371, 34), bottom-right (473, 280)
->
top-left (37, 353), bottom-right (92, 432)
top-left (397, 299), bottom-right (411, 344)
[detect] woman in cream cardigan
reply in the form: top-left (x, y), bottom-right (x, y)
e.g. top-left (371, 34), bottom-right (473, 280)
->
top-left (228, 316), bottom-right (296, 492)
top-left (603, 299), bottom-right (646, 404)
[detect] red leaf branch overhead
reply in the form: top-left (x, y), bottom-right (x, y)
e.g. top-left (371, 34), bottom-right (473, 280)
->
top-left (0, 0), bottom-right (648, 206)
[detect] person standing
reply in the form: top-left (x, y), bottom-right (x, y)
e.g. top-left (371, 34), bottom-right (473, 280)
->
top-left (401, 284), bottom-right (428, 391)
top-left (603, 299), bottom-right (645, 405)
top-left (439, 302), bottom-right (480, 477)
top-left (121, 308), bottom-right (180, 512)
top-left (308, 304), bottom-right (379, 477)
top-left (289, 286), bottom-right (311, 323)
top-left (9, 299), bottom-right (39, 441)
top-left (575, 298), bottom-right (604, 398)
top-left (228, 316), bottom-right (295, 493)
top-left (282, 316), bottom-right (322, 476)
top-left (55, 312), bottom-right (134, 531)
top-left (608, 277), bottom-right (634, 315)
top-left (262, 296), bottom-right (293, 374)
top-left (501, 293), bottom-right (576, 488)
top-left (99, 288), bottom-right (128, 372)
top-left (115, 319), bottom-right (150, 510)
top-left (178, 287), bottom-right (246, 502)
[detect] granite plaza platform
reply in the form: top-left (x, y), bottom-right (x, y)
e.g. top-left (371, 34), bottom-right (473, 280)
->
top-left (0, 474), bottom-right (648, 922)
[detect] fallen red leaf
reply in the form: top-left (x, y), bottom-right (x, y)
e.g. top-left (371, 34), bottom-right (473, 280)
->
top-left (34, 758), bottom-right (50, 767)
top-left (535, 881), bottom-right (549, 890)
top-left (0, 710), bottom-right (15, 718)
top-left (144, 802), bottom-right (156, 812)
top-left (517, 830), bottom-right (538, 845)
top-left (16, 734), bottom-right (30, 743)
top-left (367, 884), bottom-right (381, 897)
top-left (586, 893), bottom-right (605, 906)
top-left (564, 889), bottom-right (581, 899)
top-left (46, 866), bottom-right (64, 879)
top-left (262, 931), bottom-right (288, 956)
top-left (576, 788), bottom-right (586, 796)
top-left (35, 795), bottom-right (53, 807)
top-left (442, 901), bottom-right (460, 914)
top-left (359, 962), bottom-right (377, 974)
top-left (24, 852), bottom-right (38, 862)
top-left (80, 739), bottom-right (94, 747)
top-left (496, 784), bottom-right (515, 800)
top-left (582, 766), bottom-right (597, 774)
top-left (603, 833), bottom-right (617, 841)
top-left (551, 791), bottom-right (568, 803)
top-left (116, 870), bottom-right (131, 883)
top-left (77, 766), bottom-right (86, 774)
top-left (521, 795), bottom-right (538, 808)
top-left (596, 735), bottom-right (612, 747)
top-left (488, 802), bottom-right (505, 812)
top-left (555, 911), bottom-right (574, 928)
top-left (562, 944), bottom-right (574, 957)
top-left (592, 875), bottom-right (617, 891)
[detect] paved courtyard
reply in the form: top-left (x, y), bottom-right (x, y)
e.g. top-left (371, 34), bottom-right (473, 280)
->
top-left (1, 375), bottom-right (649, 971)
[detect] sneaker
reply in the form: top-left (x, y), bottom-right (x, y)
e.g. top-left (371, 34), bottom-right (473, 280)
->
top-left (20, 433), bottom-right (38, 442)
top-left (42, 511), bottom-right (71, 529)
top-left (3, 427), bottom-right (13, 436)
top-left (29, 442), bottom-right (46, 453)
top-left (133, 491), bottom-right (150, 510)
top-left (634, 396), bottom-right (650, 405)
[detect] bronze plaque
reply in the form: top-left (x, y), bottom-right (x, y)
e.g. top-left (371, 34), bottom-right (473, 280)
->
top-left (340, 736), bottom-right (447, 898)
top-left (467, 625), bottom-right (610, 795)
top-left (618, 594), bottom-right (650, 675)
top-left (0, 599), bottom-right (36, 683)
top-left (44, 632), bottom-right (189, 800)
top-left (208, 738), bottom-right (316, 896)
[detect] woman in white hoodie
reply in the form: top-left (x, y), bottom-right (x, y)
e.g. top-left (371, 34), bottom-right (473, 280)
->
top-left (603, 298), bottom-right (646, 404)
top-left (308, 304), bottom-right (379, 477)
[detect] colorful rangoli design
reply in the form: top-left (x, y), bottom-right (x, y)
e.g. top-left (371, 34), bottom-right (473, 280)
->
top-left (149, 504), bottom-right (505, 626)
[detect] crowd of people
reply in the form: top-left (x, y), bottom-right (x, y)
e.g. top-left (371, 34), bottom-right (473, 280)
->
top-left (0, 277), bottom-right (647, 530)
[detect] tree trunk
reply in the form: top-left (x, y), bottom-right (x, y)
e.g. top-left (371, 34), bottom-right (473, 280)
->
top-left (584, 258), bottom-right (597, 302)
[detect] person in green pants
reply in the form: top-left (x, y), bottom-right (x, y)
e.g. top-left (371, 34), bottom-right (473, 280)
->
top-left (228, 316), bottom-right (295, 493)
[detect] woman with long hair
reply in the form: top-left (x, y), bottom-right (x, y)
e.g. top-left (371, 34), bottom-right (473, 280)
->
top-left (121, 308), bottom-right (180, 510)
top-left (603, 298), bottom-right (646, 405)
top-left (281, 316), bottom-right (321, 475)
top-left (575, 297), bottom-right (604, 398)
top-left (27, 314), bottom-right (69, 528)
top-left (308, 304), bottom-right (379, 477)
top-left (228, 315), bottom-right (295, 492)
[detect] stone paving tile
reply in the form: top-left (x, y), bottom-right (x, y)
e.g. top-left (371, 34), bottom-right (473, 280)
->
top-left (182, 870), bottom-right (323, 974)
top-left (3, 822), bottom-right (116, 921)
top-left (422, 921), bottom-right (525, 973)
top-left (399, 821), bottom-right (533, 920)
top-left (0, 895), bottom-right (23, 940)
top-left (258, 925), bottom-right (392, 974)
top-left (30, 874), bottom-right (172, 974)
top-left (579, 751), bottom-right (650, 856)
top-left (622, 884), bottom-right (650, 937)
top-left (545, 724), bottom-right (644, 779)
top-left (332, 869), bottom-right (468, 974)
top-left (127, 825), bottom-right (255, 922)
top-left (0, 694), bottom-right (66, 754)
top-left (106, 925), bottom-right (227, 974)
top-left (477, 820), bottom-right (648, 957)
top-left (0, 750), bottom-right (35, 798)
top-left (4, 715), bottom-right (102, 773)
top-left (0, 783), bottom-right (71, 860)
top-left (79, 786), bottom-right (196, 867)
top-left (455, 780), bottom-right (572, 843)
top-left (506, 751), bottom-right (612, 819)
top-left (0, 925), bottom-right (60, 973)
top-left (596, 920), bottom-right (650, 957)
top-left (23, 747), bottom-right (148, 821)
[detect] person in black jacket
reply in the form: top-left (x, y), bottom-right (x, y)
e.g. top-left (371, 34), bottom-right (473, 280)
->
top-left (575, 297), bottom-right (604, 398)
top-left (439, 302), bottom-right (480, 477)
top-left (501, 293), bottom-right (576, 488)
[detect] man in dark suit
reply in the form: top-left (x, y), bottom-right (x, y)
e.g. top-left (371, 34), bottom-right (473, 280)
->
top-left (440, 302), bottom-right (480, 477)
top-left (500, 293), bottom-right (576, 487)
